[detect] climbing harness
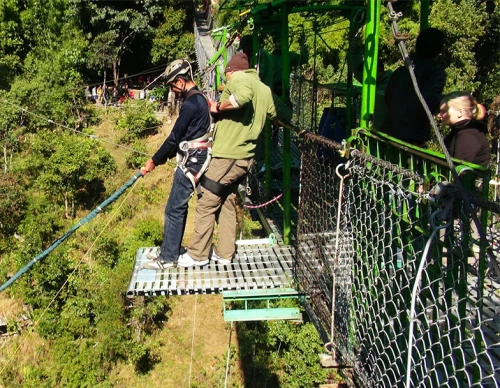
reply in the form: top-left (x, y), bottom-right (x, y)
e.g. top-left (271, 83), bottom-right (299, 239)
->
top-left (176, 132), bottom-right (213, 195)
top-left (175, 88), bottom-right (214, 195)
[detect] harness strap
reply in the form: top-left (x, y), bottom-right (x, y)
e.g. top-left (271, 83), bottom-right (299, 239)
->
top-left (199, 174), bottom-right (246, 198)
top-left (199, 159), bottom-right (247, 197)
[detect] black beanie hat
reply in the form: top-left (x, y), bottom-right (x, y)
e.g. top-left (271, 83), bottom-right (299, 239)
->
top-left (225, 53), bottom-right (250, 72)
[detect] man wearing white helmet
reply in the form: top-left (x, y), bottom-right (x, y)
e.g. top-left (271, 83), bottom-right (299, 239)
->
top-left (141, 59), bottom-right (212, 269)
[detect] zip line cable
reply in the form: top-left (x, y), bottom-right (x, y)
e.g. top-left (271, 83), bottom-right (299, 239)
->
top-left (0, 173), bottom-right (142, 371)
top-left (86, 62), bottom-right (169, 88)
top-left (1, 99), bottom-right (171, 161)
top-left (188, 295), bottom-right (198, 388)
top-left (0, 170), bottom-right (144, 292)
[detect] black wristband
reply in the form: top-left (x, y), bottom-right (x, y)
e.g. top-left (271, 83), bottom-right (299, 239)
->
top-left (216, 102), bottom-right (221, 112)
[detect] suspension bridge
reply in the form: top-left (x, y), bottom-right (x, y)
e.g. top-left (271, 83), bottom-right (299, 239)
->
top-left (2, 1), bottom-right (499, 387)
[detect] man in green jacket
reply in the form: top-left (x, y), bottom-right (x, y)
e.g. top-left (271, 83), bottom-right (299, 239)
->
top-left (178, 52), bottom-right (292, 267)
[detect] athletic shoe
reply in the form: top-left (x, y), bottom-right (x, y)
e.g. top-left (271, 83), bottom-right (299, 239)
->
top-left (146, 249), bottom-right (161, 260)
top-left (146, 247), bottom-right (186, 260)
top-left (178, 252), bottom-right (209, 267)
top-left (143, 258), bottom-right (177, 270)
top-left (211, 249), bottom-right (232, 265)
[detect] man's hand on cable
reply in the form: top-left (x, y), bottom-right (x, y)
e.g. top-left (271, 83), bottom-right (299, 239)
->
top-left (141, 158), bottom-right (155, 175)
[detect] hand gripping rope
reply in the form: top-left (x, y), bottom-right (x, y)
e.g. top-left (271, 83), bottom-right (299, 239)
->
top-left (0, 171), bottom-right (144, 292)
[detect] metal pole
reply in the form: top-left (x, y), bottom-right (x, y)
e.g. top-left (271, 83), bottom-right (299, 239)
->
top-left (345, 8), bottom-right (356, 136)
top-left (281, 1), bottom-right (291, 245)
top-left (360, 0), bottom-right (381, 129)
top-left (420, 0), bottom-right (430, 31)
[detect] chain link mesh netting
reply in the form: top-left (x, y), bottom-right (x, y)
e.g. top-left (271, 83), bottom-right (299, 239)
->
top-left (296, 132), bottom-right (500, 387)
top-left (290, 75), bottom-right (361, 134)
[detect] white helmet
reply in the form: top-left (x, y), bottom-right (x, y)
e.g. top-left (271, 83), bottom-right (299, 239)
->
top-left (164, 59), bottom-right (193, 85)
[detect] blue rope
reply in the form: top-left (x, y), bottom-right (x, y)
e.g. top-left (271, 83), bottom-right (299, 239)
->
top-left (0, 171), bottom-right (144, 292)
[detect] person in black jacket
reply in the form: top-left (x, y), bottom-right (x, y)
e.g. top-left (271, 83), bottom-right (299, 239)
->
top-left (439, 91), bottom-right (490, 167)
top-left (382, 28), bottom-right (446, 146)
top-left (141, 59), bottom-right (212, 269)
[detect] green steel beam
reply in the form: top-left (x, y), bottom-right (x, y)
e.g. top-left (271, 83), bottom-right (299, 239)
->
top-left (345, 7), bottom-right (356, 138)
top-left (420, 0), bottom-right (430, 31)
top-left (251, 1), bottom-right (364, 16)
top-left (223, 288), bottom-right (298, 299)
top-left (360, 0), bottom-right (381, 129)
top-left (224, 308), bottom-right (301, 322)
top-left (222, 288), bottom-right (301, 322)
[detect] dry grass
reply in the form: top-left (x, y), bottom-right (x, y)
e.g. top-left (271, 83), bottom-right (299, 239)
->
top-left (96, 112), bottom-right (245, 386)
top-left (109, 295), bottom-right (245, 387)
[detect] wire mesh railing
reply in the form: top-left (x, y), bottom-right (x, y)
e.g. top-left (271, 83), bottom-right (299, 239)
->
top-left (295, 130), bottom-right (500, 387)
top-left (290, 75), bottom-right (361, 136)
top-left (194, 9), bottom-right (236, 101)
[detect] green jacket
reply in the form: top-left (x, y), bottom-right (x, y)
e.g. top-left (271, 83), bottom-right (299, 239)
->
top-left (212, 69), bottom-right (291, 159)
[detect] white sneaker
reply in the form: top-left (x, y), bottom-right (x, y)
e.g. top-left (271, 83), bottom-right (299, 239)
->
top-left (178, 252), bottom-right (209, 267)
top-left (146, 247), bottom-right (186, 260)
top-left (146, 249), bottom-right (161, 260)
top-left (143, 259), bottom-right (177, 270)
top-left (211, 250), bottom-right (232, 265)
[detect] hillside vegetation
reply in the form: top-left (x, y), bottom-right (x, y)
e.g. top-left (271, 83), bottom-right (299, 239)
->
top-left (0, 0), bottom-right (498, 387)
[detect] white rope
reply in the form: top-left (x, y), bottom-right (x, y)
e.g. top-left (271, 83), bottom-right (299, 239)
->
top-left (224, 321), bottom-right (234, 388)
top-left (188, 295), bottom-right (198, 387)
top-left (405, 212), bottom-right (450, 388)
top-left (325, 163), bottom-right (349, 360)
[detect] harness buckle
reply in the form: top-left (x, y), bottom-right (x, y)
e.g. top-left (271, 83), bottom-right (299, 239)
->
top-left (179, 141), bottom-right (190, 152)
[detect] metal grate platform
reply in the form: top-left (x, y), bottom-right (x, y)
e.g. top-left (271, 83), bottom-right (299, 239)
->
top-left (126, 244), bottom-right (295, 298)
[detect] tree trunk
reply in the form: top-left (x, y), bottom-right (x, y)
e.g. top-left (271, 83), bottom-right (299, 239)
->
top-left (3, 142), bottom-right (7, 173)
top-left (64, 192), bottom-right (69, 219)
top-left (113, 62), bottom-right (118, 86)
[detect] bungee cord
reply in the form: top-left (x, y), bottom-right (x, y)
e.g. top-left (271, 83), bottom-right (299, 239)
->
top-left (0, 171), bottom-right (145, 292)
top-left (0, 171), bottom-right (142, 372)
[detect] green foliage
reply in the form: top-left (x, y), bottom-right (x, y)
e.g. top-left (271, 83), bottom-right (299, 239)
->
top-left (152, 85), bottom-right (168, 101)
top-left (92, 236), bottom-right (121, 268)
top-left (6, 26), bottom-right (89, 132)
top-left (430, 0), bottom-right (487, 93)
top-left (476, 2), bottom-right (500, 103)
top-left (151, 6), bottom-right (194, 64)
top-left (121, 217), bottom-right (163, 258)
top-left (16, 195), bottom-right (64, 257)
top-left (116, 99), bottom-right (160, 143)
top-left (86, 5), bottom-right (154, 84)
top-left (268, 320), bottom-right (330, 387)
top-left (22, 130), bottom-right (116, 217)
top-left (125, 139), bottom-right (148, 169)
top-left (0, 0), bottom-right (24, 88)
top-left (236, 308), bottom-right (331, 387)
top-left (0, 174), bottom-right (26, 237)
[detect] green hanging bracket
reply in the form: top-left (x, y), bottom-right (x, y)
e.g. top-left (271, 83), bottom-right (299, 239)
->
top-left (222, 288), bottom-right (302, 322)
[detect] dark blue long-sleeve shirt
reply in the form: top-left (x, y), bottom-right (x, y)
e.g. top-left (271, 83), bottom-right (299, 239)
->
top-left (152, 87), bottom-right (211, 166)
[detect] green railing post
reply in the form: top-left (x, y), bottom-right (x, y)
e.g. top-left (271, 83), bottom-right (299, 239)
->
top-left (345, 7), bottom-right (356, 137)
top-left (264, 120), bottom-right (272, 198)
top-left (360, 0), bottom-right (381, 129)
top-left (281, 0), bottom-right (291, 245)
